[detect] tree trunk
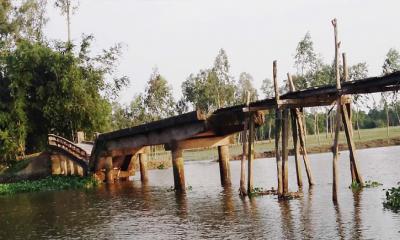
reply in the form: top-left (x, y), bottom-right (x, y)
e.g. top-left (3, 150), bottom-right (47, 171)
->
top-left (268, 118), bottom-right (272, 142)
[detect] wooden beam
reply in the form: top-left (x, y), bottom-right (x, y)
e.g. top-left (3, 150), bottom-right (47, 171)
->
top-left (170, 135), bottom-right (233, 150)
top-left (105, 156), bottom-right (114, 184)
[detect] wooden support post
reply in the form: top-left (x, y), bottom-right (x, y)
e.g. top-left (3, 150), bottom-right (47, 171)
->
top-left (218, 145), bottom-right (231, 186)
top-left (139, 152), bottom-right (149, 182)
top-left (171, 146), bottom-right (186, 192)
top-left (240, 92), bottom-right (250, 196)
top-left (342, 52), bottom-right (357, 183)
top-left (332, 18), bottom-right (341, 203)
top-left (287, 74), bottom-right (314, 186)
top-left (247, 114), bottom-right (255, 194)
top-left (287, 73), bottom-right (303, 188)
top-left (291, 110), bottom-right (303, 188)
top-left (282, 109), bottom-right (290, 195)
top-left (273, 60), bottom-right (283, 196)
top-left (341, 104), bottom-right (364, 186)
top-left (105, 156), bottom-right (114, 183)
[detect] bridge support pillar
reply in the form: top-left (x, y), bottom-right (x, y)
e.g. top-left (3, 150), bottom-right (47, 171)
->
top-left (218, 145), bottom-right (231, 186)
top-left (171, 147), bottom-right (185, 192)
top-left (139, 153), bottom-right (149, 182)
top-left (105, 156), bottom-right (114, 183)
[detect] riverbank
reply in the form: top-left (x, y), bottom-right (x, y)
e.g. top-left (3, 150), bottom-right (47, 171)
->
top-left (0, 175), bottom-right (98, 195)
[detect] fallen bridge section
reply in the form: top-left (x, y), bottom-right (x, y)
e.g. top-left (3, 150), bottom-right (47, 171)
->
top-left (89, 108), bottom-right (264, 188)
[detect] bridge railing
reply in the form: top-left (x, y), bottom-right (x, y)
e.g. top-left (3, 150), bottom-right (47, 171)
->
top-left (48, 134), bottom-right (90, 162)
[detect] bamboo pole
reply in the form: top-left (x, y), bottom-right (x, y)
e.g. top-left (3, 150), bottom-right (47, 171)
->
top-left (332, 18), bottom-right (341, 203)
top-left (273, 61), bottom-right (283, 196)
top-left (239, 92), bottom-right (250, 196)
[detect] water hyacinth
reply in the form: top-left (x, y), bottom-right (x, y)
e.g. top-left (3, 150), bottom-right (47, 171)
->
top-left (0, 176), bottom-right (99, 195)
top-left (383, 183), bottom-right (400, 212)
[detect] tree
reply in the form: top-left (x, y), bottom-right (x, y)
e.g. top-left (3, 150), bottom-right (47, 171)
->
top-left (54, 0), bottom-right (79, 42)
top-left (235, 72), bottom-right (258, 103)
top-left (349, 62), bottom-right (369, 139)
top-left (181, 49), bottom-right (236, 113)
top-left (382, 48), bottom-right (400, 139)
top-left (261, 78), bottom-right (274, 99)
top-left (143, 68), bottom-right (176, 121)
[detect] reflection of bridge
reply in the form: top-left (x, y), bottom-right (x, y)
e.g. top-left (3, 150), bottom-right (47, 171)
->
top-left (48, 71), bottom-right (400, 200)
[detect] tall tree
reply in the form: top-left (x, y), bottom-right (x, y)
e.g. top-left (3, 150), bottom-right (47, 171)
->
top-left (144, 68), bottom-right (176, 121)
top-left (235, 72), bottom-right (258, 103)
top-left (181, 49), bottom-right (235, 113)
top-left (349, 62), bottom-right (369, 139)
top-left (54, 0), bottom-right (79, 42)
top-left (382, 48), bottom-right (400, 138)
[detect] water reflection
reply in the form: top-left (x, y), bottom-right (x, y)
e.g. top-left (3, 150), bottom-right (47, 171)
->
top-left (279, 200), bottom-right (295, 240)
top-left (352, 191), bottom-right (363, 240)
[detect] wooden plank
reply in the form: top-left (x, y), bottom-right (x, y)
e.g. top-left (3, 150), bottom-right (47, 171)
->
top-left (296, 109), bottom-right (315, 185)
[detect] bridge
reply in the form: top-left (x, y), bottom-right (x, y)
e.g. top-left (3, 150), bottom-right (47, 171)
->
top-left (47, 69), bottom-right (400, 201)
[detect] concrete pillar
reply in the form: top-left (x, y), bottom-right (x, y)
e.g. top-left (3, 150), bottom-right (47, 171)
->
top-left (105, 156), bottom-right (114, 183)
top-left (139, 153), bottom-right (149, 182)
top-left (218, 145), bottom-right (231, 186)
top-left (171, 147), bottom-right (185, 192)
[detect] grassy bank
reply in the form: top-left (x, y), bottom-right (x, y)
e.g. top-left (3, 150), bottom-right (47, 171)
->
top-left (0, 176), bottom-right (98, 195)
top-left (145, 126), bottom-right (400, 162)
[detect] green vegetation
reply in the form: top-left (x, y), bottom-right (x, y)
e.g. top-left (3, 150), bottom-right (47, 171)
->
top-left (157, 163), bottom-right (165, 170)
top-left (383, 183), bottom-right (400, 212)
top-left (0, 176), bottom-right (98, 195)
top-left (350, 180), bottom-right (383, 191)
top-left (0, 0), bottom-right (127, 166)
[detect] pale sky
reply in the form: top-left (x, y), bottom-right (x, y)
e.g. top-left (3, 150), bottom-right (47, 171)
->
top-left (44, 0), bottom-right (400, 104)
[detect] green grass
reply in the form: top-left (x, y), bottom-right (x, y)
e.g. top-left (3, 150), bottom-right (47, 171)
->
top-left (0, 176), bottom-right (99, 195)
top-left (182, 126), bottom-right (400, 161)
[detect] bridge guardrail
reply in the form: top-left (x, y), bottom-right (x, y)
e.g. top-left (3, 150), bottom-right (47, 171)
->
top-left (48, 134), bottom-right (90, 162)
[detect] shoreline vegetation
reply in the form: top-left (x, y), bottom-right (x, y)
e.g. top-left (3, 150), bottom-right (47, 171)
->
top-left (0, 176), bottom-right (98, 195)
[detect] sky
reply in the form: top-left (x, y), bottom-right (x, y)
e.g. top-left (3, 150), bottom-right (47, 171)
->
top-left (44, 0), bottom-right (400, 105)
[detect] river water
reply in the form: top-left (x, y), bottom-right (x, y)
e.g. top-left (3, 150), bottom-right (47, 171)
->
top-left (1, 146), bottom-right (400, 239)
